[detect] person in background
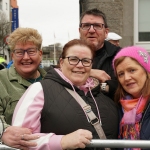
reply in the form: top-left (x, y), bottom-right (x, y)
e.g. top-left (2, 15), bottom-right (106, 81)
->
top-left (105, 32), bottom-right (122, 47)
top-left (0, 57), bottom-right (7, 70)
top-left (113, 46), bottom-right (150, 150)
top-left (12, 39), bottom-right (118, 150)
top-left (79, 8), bottom-right (121, 99)
top-left (0, 27), bottom-right (47, 149)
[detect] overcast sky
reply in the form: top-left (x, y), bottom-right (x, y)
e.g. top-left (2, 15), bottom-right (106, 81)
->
top-left (17, 0), bottom-right (80, 46)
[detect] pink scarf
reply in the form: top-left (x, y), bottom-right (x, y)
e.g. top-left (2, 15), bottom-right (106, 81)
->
top-left (119, 95), bottom-right (148, 150)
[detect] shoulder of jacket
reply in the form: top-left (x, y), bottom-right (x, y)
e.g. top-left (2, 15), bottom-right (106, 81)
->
top-left (0, 68), bottom-right (9, 79)
top-left (38, 67), bottom-right (47, 77)
top-left (104, 40), bottom-right (121, 56)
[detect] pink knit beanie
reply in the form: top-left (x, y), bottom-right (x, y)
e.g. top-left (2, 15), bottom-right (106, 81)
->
top-left (113, 46), bottom-right (150, 73)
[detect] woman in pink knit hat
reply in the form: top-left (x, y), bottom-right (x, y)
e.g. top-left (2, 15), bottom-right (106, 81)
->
top-left (113, 46), bottom-right (150, 150)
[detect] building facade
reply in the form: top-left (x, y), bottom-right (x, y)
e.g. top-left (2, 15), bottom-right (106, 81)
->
top-left (0, 0), bottom-right (18, 63)
top-left (0, 0), bottom-right (10, 20)
top-left (79, 0), bottom-right (150, 51)
top-left (42, 43), bottom-right (62, 67)
top-left (0, 0), bottom-right (11, 63)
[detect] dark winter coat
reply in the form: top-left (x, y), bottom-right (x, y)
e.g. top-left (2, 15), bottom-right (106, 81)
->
top-left (40, 66), bottom-right (119, 150)
top-left (92, 40), bottom-right (121, 99)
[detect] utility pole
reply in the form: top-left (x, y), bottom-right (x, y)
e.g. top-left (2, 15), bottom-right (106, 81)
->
top-left (53, 32), bottom-right (57, 65)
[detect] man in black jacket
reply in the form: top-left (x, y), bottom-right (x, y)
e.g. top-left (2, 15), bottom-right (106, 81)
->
top-left (79, 8), bottom-right (121, 99)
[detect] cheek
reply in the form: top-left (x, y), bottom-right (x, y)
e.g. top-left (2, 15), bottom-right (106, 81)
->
top-left (140, 75), bottom-right (147, 86)
top-left (118, 78), bottom-right (124, 86)
top-left (61, 64), bottom-right (71, 75)
top-left (13, 57), bottom-right (21, 63)
top-left (81, 31), bottom-right (87, 37)
top-left (85, 67), bottom-right (92, 75)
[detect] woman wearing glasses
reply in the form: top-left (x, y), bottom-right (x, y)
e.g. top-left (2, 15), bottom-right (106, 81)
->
top-left (0, 27), bottom-right (46, 149)
top-left (12, 39), bottom-right (118, 150)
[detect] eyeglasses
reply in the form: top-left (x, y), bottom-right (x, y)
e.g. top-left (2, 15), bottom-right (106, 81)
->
top-left (63, 56), bottom-right (93, 67)
top-left (80, 23), bottom-right (105, 30)
top-left (13, 48), bottom-right (38, 57)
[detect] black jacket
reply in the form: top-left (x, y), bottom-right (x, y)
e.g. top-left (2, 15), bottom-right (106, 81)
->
top-left (92, 41), bottom-right (120, 99)
top-left (40, 66), bottom-right (119, 150)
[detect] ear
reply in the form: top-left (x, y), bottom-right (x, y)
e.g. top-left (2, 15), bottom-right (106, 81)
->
top-left (105, 28), bottom-right (109, 39)
top-left (79, 28), bottom-right (82, 38)
top-left (11, 52), bottom-right (15, 61)
top-left (59, 58), bottom-right (64, 68)
top-left (38, 50), bottom-right (43, 61)
top-left (79, 27), bottom-right (81, 33)
top-left (39, 50), bottom-right (43, 56)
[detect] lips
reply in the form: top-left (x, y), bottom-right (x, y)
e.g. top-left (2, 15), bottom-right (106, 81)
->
top-left (21, 62), bottom-right (32, 65)
top-left (87, 36), bottom-right (96, 38)
top-left (126, 82), bottom-right (135, 87)
top-left (72, 71), bottom-right (85, 74)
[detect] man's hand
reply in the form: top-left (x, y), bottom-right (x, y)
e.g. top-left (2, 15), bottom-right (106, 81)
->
top-left (90, 69), bottom-right (111, 83)
top-left (1, 126), bottom-right (39, 150)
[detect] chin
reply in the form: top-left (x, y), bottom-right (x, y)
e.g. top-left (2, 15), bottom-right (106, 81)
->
top-left (87, 39), bottom-right (95, 44)
top-left (88, 41), bottom-right (97, 48)
top-left (22, 68), bottom-right (34, 73)
top-left (73, 81), bottom-right (83, 86)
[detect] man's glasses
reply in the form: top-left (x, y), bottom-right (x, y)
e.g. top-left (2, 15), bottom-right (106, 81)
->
top-left (13, 48), bottom-right (38, 57)
top-left (80, 23), bottom-right (105, 30)
top-left (63, 56), bottom-right (93, 67)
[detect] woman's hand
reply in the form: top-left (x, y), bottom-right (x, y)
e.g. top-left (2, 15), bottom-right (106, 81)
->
top-left (61, 129), bottom-right (92, 150)
top-left (1, 126), bottom-right (39, 150)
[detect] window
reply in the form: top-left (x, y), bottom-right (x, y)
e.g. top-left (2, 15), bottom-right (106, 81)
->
top-left (138, 0), bottom-right (150, 41)
top-left (134, 0), bottom-right (150, 51)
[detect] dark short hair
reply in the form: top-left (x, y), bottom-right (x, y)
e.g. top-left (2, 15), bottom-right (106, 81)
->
top-left (80, 8), bottom-right (108, 28)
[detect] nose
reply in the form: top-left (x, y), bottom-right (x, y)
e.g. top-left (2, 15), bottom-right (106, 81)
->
top-left (124, 72), bottom-right (131, 80)
top-left (76, 60), bottom-right (84, 67)
top-left (23, 51), bottom-right (30, 59)
top-left (88, 25), bottom-right (95, 32)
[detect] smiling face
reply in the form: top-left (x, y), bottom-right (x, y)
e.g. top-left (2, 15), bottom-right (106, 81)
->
top-left (116, 57), bottom-right (147, 98)
top-left (60, 45), bottom-right (93, 86)
top-left (12, 41), bottom-right (43, 79)
top-left (79, 14), bottom-right (109, 51)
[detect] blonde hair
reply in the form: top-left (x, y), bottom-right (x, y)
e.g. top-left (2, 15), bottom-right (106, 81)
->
top-left (8, 27), bottom-right (42, 51)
